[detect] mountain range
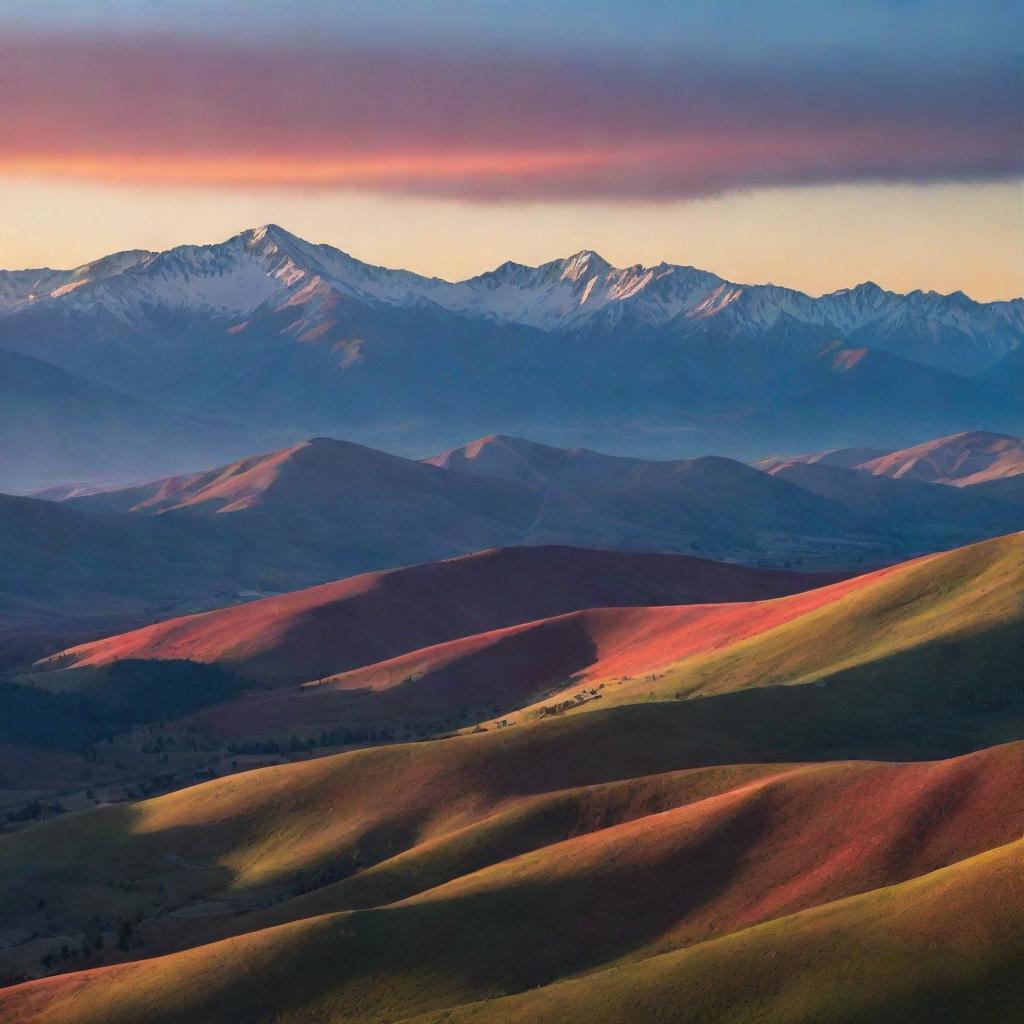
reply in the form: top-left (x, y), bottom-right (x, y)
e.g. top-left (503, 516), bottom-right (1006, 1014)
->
top-left (4, 431), bottom-right (1022, 632)
top-left (1, 225), bottom-right (1022, 491)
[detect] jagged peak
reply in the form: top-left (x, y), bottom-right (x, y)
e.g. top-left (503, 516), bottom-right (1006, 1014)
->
top-left (827, 280), bottom-right (889, 299)
top-left (237, 223), bottom-right (312, 257)
top-left (485, 259), bottom-right (534, 276)
top-left (244, 223), bottom-right (300, 245)
top-left (68, 249), bottom-right (154, 278)
top-left (560, 250), bottom-right (612, 281)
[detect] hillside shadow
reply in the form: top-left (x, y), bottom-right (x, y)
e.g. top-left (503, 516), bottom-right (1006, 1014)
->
top-left (234, 796), bottom-right (773, 1022)
top-left (448, 619), bottom-right (1024, 801)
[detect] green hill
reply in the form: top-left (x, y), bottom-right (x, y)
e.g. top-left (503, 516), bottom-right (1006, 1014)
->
top-left (1, 533), bottom-right (1022, 1021)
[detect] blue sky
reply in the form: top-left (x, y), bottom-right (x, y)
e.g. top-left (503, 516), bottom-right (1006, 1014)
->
top-left (6, 0), bottom-right (1020, 60)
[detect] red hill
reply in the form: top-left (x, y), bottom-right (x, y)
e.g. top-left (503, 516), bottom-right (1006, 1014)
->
top-left (40, 546), bottom-right (838, 684)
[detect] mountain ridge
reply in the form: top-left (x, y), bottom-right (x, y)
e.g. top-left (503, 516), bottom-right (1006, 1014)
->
top-left (764, 430), bottom-right (1024, 489)
top-left (3, 224), bottom-right (1021, 370)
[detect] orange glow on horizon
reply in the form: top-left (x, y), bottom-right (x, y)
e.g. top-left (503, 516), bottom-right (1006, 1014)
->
top-left (0, 148), bottom-right (629, 188)
top-left (1, 126), bottom-right (994, 195)
top-left (0, 176), bottom-right (1019, 303)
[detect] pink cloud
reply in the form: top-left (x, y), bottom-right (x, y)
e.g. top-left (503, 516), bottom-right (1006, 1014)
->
top-left (1, 35), bottom-right (1020, 199)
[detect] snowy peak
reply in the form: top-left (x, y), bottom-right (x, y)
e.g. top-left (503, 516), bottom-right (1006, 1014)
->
top-left (237, 224), bottom-right (338, 273)
top-left (0, 249), bottom-right (154, 311)
top-left (560, 250), bottom-right (612, 282)
top-left (438, 253), bottom-right (728, 330)
top-left (1, 226), bottom-right (1020, 374)
top-left (243, 223), bottom-right (300, 248)
top-left (66, 249), bottom-right (154, 285)
top-left (238, 223), bottom-right (309, 264)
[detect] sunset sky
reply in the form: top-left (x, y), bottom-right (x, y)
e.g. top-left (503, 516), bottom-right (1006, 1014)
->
top-left (1, 0), bottom-right (1021, 299)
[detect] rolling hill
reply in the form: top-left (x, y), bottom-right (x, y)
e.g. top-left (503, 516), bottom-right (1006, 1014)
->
top-left (1, 738), bottom-right (1022, 1022)
top-left (426, 434), bottom-right (1022, 558)
top-left (25, 529), bottom-right (1023, 749)
top-left (859, 430), bottom-right (1024, 485)
top-left (11, 430), bottom-right (980, 632)
top-left (67, 434), bottom-right (876, 568)
top-left (172, 530), bottom-right (1023, 743)
top-left (0, 532), bottom-right (1021, 1019)
top-left (0, 492), bottom-right (232, 626)
top-left (35, 546), bottom-right (835, 684)
top-left (14, 430), bottom-right (1017, 631)
top-left (764, 459), bottom-right (1022, 540)
top-left (765, 430), bottom-right (1024, 487)
top-left (179, 568), bottom-right (887, 739)
top-left (1, 439), bottom-right (546, 625)
top-left (425, 834), bottom-right (1024, 1024)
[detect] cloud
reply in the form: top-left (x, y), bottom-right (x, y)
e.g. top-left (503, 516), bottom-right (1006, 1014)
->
top-left (1, 34), bottom-right (1020, 200)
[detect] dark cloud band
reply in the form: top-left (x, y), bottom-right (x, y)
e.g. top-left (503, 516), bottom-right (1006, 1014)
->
top-left (2, 35), bottom-right (1020, 199)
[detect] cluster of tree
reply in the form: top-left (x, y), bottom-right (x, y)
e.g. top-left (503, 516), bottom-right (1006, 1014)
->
top-left (226, 725), bottom-right (397, 758)
top-left (140, 733), bottom-right (176, 755)
top-left (0, 681), bottom-right (99, 754)
top-left (537, 689), bottom-right (603, 717)
top-left (135, 771), bottom-right (178, 797)
top-left (402, 718), bottom-right (464, 738)
top-left (87, 659), bottom-right (245, 723)
top-left (5, 799), bottom-right (64, 824)
top-left (291, 848), bottom-right (364, 896)
top-left (39, 931), bottom-right (105, 969)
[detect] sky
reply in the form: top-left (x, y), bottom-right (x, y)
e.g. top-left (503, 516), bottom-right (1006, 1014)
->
top-left (0, 1), bottom-right (1021, 299)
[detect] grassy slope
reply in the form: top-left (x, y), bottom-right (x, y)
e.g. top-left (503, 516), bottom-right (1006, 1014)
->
top-left (418, 835), bottom-right (1024, 1024)
top-left (1, 534), bottom-right (1022, 1021)
top-left (0, 723), bottom-right (798, 937)
top-left (502, 530), bottom-right (1023, 721)
top-left (33, 533), bottom-right (1020, 748)
top-left (3, 537), bottom-right (1022, 945)
top-left (209, 532), bottom-right (1022, 742)
top-left (647, 528), bottom-right (1023, 700)
top-left (37, 545), bottom-right (838, 684)
top-left (1, 743), bottom-right (1023, 1023)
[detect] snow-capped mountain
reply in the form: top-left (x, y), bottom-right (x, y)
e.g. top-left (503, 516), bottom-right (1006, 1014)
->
top-left (0, 249), bottom-right (153, 312)
top-left (3, 224), bottom-right (1021, 372)
top-left (1, 224), bottom-right (1022, 491)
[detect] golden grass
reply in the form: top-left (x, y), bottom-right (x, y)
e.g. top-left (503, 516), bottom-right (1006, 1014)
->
top-left (1, 534), bottom-right (1022, 1022)
top-left (2, 743), bottom-right (1023, 1024)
